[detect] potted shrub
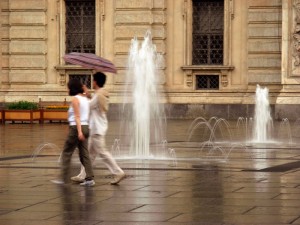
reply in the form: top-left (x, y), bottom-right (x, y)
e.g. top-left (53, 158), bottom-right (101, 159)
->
top-left (0, 109), bottom-right (3, 124)
top-left (40, 105), bottom-right (69, 123)
top-left (4, 101), bottom-right (41, 124)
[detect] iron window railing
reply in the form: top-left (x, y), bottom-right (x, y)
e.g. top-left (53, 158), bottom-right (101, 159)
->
top-left (65, 0), bottom-right (95, 54)
top-left (192, 0), bottom-right (224, 65)
top-left (69, 74), bottom-right (92, 89)
top-left (196, 75), bottom-right (219, 89)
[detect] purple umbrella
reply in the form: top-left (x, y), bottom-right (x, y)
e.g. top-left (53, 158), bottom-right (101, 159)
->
top-left (63, 52), bottom-right (117, 73)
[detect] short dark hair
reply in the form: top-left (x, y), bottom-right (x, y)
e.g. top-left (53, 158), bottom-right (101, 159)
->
top-left (93, 72), bottom-right (106, 88)
top-left (67, 79), bottom-right (84, 96)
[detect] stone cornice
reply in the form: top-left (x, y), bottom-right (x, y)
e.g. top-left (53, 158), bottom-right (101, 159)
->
top-left (55, 65), bottom-right (92, 71)
top-left (181, 65), bottom-right (234, 71)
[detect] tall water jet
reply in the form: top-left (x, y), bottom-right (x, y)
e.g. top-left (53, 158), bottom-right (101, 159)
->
top-left (252, 85), bottom-right (273, 142)
top-left (120, 31), bottom-right (166, 158)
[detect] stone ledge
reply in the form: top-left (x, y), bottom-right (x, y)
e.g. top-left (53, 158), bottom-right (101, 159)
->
top-left (107, 103), bottom-right (300, 120)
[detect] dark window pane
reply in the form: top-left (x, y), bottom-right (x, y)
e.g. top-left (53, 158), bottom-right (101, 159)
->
top-left (65, 0), bottom-right (95, 54)
top-left (196, 75), bottom-right (219, 89)
top-left (69, 74), bottom-right (92, 89)
top-left (192, 0), bottom-right (224, 65)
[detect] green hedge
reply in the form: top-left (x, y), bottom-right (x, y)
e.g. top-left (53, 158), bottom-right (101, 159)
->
top-left (6, 101), bottom-right (39, 110)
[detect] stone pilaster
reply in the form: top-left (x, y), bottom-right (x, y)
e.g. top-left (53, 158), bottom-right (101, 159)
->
top-left (1, 0), bottom-right (9, 87)
top-left (0, 0), bottom-right (2, 90)
top-left (247, 0), bottom-right (282, 85)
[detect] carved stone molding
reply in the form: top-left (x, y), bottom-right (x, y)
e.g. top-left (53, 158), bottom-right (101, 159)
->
top-left (283, 0), bottom-right (300, 78)
top-left (181, 65), bottom-right (234, 89)
top-left (230, 0), bottom-right (235, 20)
top-left (59, 73), bottom-right (66, 86)
top-left (293, 0), bottom-right (300, 66)
top-left (55, 65), bottom-right (92, 86)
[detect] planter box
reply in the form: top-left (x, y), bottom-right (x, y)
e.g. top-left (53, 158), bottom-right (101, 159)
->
top-left (40, 109), bottom-right (68, 123)
top-left (4, 110), bottom-right (41, 123)
top-left (0, 110), bottom-right (3, 124)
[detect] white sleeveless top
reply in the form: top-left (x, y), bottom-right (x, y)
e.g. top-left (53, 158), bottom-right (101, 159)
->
top-left (68, 95), bottom-right (89, 126)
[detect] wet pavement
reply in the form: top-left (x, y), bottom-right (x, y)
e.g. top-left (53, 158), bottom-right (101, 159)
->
top-left (0, 120), bottom-right (300, 224)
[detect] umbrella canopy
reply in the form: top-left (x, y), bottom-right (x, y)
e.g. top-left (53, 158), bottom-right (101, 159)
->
top-left (63, 52), bottom-right (117, 73)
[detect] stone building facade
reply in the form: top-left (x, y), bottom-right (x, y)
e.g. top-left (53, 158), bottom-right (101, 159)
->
top-left (0, 0), bottom-right (299, 119)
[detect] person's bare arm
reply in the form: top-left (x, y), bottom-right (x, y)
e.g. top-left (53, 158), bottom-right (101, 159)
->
top-left (82, 85), bottom-right (92, 99)
top-left (72, 97), bottom-right (84, 140)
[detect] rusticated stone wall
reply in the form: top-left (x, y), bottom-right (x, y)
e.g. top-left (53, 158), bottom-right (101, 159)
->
top-left (1, 0), bottom-right (300, 115)
top-left (5, 0), bottom-right (47, 84)
top-left (1, 0), bottom-right (9, 91)
top-left (247, 0), bottom-right (282, 84)
top-left (113, 0), bottom-right (166, 85)
top-left (0, 1), bottom-right (2, 94)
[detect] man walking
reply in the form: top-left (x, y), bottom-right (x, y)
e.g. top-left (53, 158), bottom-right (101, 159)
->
top-left (71, 72), bottom-right (126, 185)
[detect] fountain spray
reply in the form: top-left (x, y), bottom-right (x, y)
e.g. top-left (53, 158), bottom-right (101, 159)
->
top-left (121, 31), bottom-right (166, 158)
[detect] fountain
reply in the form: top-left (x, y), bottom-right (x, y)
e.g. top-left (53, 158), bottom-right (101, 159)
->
top-left (278, 118), bottom-right (293, 145)
top-left (185, 85), bottom-right (277, 159)
top-left (252, 84), bottom-right (273, 143)
top-left (186, 117), bottom-right (243, 160)
top-left (119, 31), bottom-right (167, 158)
top-left (116, 33), bottom-right (289, 162)
top-left (31, 142), bottom-right (61, 162)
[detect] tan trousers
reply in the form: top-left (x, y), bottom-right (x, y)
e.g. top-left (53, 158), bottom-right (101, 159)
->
top-left (61, 125), bottom-right (94, 182)
top-left (76, 134), bottom-right (123, 179)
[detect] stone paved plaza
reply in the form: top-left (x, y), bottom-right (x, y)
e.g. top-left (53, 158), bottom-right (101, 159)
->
top-left (0, 120), bottom-right (300, 224)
